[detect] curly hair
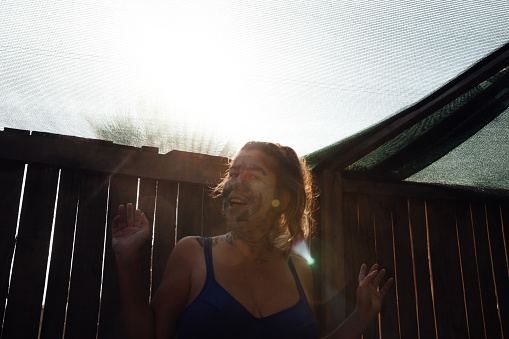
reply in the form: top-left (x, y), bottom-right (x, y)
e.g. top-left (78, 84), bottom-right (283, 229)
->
top-left (213, 141), bottom-right (316, 251)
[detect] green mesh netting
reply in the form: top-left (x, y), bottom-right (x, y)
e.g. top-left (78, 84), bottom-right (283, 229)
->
top-left (306, 43), bottom-right (509, 191)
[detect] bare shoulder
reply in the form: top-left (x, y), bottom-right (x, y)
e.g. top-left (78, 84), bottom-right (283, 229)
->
top-left (156, 236), bottom-right (205, 288)
top-left (151, 236), bottom-right (206, 337)
top-left (173, 236), bottom-right (206, 256)
top-left (290, 253), bottom-right (314, 293)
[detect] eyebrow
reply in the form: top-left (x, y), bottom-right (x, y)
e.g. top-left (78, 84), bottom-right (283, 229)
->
top-left (230, 163), bottom-right (267, 176)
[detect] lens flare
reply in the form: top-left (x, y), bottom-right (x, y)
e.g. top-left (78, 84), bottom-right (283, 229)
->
top-left (292, 239), bottom-right (315, 265)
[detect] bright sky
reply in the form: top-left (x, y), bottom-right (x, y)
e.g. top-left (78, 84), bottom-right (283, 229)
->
top-left (1, 0), bottom-right (508, 156)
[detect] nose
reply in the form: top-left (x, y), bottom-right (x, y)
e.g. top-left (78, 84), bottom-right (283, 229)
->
top-left (229, 171), bottom-right (250, 191)
top-left (231, 175), bottom-right (243, 189)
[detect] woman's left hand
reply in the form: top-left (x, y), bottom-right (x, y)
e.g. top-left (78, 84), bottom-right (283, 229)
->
top-left (355, 263), bottom-right (393, 321)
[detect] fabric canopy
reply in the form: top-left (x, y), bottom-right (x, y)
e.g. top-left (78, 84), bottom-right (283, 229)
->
top-left (306, 43), bottom-right (509, 192)
top-left (1, 0), bottom-right (508, 192)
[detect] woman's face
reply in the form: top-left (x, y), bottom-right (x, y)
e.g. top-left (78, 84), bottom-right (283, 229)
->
top-left (222, 150), bottom-right (281, 240)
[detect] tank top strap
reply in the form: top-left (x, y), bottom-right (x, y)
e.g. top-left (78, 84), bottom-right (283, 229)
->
top-left (287, 257), bottom-right (305, 295)
top-left (203, 237), bottom-right (214, 280)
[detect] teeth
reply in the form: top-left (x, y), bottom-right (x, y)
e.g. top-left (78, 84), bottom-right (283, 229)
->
top-left (231, 198), bottom-right (247, 205)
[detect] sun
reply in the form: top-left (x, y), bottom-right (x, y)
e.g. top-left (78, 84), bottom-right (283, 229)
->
top-left (105, 4), bottom-right (269, 148)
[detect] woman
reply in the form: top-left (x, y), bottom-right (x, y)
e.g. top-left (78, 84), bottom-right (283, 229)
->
top-left (113, 141), bottom-right (393, 338)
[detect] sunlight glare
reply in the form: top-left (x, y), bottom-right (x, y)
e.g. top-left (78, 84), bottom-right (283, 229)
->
top-left (121, 9), bottom-right (251, 130)
top-left (292, 239), bottom-right (315, 266)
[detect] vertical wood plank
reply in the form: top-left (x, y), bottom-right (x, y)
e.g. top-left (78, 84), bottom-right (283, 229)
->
top-left (138, 178), bottom-right (157, 301)
top-left (318, 170), bottom-right (346, 336)
top-left (485, 202), bottom-right (509, 337)
top-left (426, 199), bottom-right (469, 338)
top-left (372, 197), bottom-right (400, 339)
top-left (342, 193), bottom-right (361, 339)
top-left (471, 202), bottom-right (503, 338)
top-left (454, 201), bottom-right (486, 338)
top-left (39, 169), bottom-right (81, 339)
top-left (0, 159), bottom-right (24, 322)
top-left (176, 182), bottom-right (204, 240)
top-left (408, 198), bottom-right (437, 339)
top-left (500, 201), bottom-right (508, 259)
top-left (64, 171), bottom-right (109, 338)
top-left (97, 174), bottom-right (138, 339)
top-left (2, 164), bottom-right (59, 339)
top-left (391, 197), bottom-right (419, 338)
top-left (151, 180), bottom-right (178, 296)
top-left (202, 188), bottom-right (226, 237)
top-left (356, 195), bottom-right (379, 339)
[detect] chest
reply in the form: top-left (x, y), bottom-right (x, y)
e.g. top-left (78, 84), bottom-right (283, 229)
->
top-left (220, 262), bottom-right (301, 318)
top-left (190, 255), bottom-right (302, 318)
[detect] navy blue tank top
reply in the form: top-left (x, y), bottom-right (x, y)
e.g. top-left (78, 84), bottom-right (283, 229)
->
top-left (177, 237), bottom-right (319, 339)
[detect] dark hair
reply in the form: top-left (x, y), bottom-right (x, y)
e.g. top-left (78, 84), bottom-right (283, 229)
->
top-left (213, 141), bottom-right (316, 251)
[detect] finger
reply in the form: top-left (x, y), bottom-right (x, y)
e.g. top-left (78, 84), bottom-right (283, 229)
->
top-left (379, 278), bottom-right (394, 298)
top-left (368, 263), bottom-right (379, 275)
top-left (358, 263), bottom-right (367, 284)
top-left (140, 212), bottom-right (149, 233)
top-left (117, 204), bottom-right (126, 229)
top-left (360, 269), bottom-right (378, 287)
top-left (135, 208), bottom-right (142, 229)
top-left (126, 203), bottom-right (134, 228)
top-left (112, 215), bottom-right (121, 229)
top-left (373, 269), bottom-right (387, 288)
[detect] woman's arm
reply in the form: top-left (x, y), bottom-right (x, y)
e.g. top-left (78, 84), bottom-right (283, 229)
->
top-left (324, 263), bottom-right (393, 339)
top-left (113, 203), bottom-right (155, 339)
top-left (113, 204), bottom-right (198, 339)
top-left (150, 237), bottom-right (200, 338)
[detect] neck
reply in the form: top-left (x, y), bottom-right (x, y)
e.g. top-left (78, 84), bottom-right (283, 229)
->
top-left (225, 231), bottom-right (277, 264)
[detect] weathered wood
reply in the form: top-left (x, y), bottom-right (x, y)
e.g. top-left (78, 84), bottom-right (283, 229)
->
top-left (176, 182), bottom-right (204, 240)
top-left (0, 128), bottom-right (507, 339)
top-left (341, 194), bottom-right (361, 339)
top-left (0, 129), bottom-right (228, 185)
top-left (138, 178), bottom-right (157, 301)
top-left (426, 199), bottom-right (469, 338)
top-left (390, 197), bottom-right (419, 338)
top-left (151, 180), bottom-right (178, 296)
top-left (454, 201), bottom-right (486, 338)
top-left (342, 177), bottom-right (507, 202)
top-left (485, 202), bottom-right (509, 337)
top-left (318, 170), bottom-right (346, 336)
top-left (64, 171), bottom-right (109, 338)
top-left (40, 169), bottom-right (81, 339)
top-left (372, 197), bottom-right (400, 338)
top-left (0, 159), bottom-right (24, 322)
top-left (501, 201), bottom-right (509, 255)
top-left (2, 164), bottom-right (59, 338)
top-left (470, 202), bottom-right (503, 338)
top-left (355, 195), bottom-right (379, 338)
top-left (407, 198), bottom-right (436, 338)
top-left (97, 174), bottom-right (139, 339)
top-left (202, 188), bottom-right (226, 237)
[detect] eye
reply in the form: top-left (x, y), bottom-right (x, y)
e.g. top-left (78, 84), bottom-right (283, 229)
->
top-left (228, 169), bottom-right (239, 179)
top-left (245, 171), bottom-right (261, 181)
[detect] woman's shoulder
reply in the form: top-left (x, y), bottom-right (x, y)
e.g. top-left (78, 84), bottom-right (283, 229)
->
top-left (172, 236), bottom-right (207, 260)
top-left (173, 234), bottom-right (228, 259)
top-left (290, 253), bottom-right (314, 291)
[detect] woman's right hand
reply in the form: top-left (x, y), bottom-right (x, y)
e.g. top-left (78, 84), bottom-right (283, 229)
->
top-left (112, 203), bottom-right (149, 258)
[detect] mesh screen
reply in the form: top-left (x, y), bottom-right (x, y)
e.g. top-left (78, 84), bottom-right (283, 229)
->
top-left (1, 0), bottom-right (508, 189)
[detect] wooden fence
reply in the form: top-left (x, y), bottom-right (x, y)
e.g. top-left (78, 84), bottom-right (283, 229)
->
top-left (317, 170), bottom-right (509, 339)
top-left (0, 129), bottom-right (227, 338)
top-left (0, 129), bottom-right (508, 338)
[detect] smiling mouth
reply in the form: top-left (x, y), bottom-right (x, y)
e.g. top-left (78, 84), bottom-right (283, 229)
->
top-left (230, 198), bottom-right (248, 207)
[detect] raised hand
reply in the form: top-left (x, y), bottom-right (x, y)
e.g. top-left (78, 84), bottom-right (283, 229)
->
top-left (112, 203), bottom-right (150, 257)
top-left (355, 263), bottom-right (393, 321)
